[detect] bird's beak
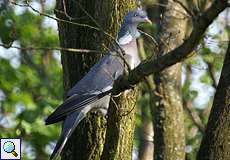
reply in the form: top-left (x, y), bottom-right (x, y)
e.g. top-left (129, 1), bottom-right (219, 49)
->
top-left (144, 17), bottom-right (152, 25)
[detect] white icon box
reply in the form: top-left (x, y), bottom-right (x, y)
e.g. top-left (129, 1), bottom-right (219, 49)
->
top-left (0, 138), bottom-right (21, 160)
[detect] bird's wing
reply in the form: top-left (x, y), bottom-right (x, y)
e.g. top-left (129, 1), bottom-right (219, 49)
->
top-left (45, 92), bottom-right (108, 125)
top-left (49, 107), bottom-right (91, 160)
top-left (45, 53), bottom-right (124, 125)
top-left (66, 53), bottom-right (124, 97)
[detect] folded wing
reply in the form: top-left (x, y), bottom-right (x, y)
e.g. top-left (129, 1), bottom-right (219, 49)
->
top-left (46, 53), bottom-right (124, 125)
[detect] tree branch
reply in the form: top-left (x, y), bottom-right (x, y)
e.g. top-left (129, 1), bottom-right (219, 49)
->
top-left (172, 0), bottom-right (194, 18)
top-left (113, 0), bottom-right (228, 94)
top-left (206, 62), bottom-right (218, 89)
top-left (183, 100), bottom-right (205, 133)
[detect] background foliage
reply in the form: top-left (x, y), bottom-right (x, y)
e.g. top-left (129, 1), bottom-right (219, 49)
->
top-left (0, 1), bottom-right (61, 159)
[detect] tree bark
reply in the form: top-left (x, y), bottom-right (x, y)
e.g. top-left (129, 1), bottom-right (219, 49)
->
top-left (152, 0), bottom-right (187, 159)
top-left (197, 41), bottom-right (230, 160)
top-left (138, 120), bottom-right (154, 160)
top-left (101, 88), bottom-right (138, 160)
top-left (55, 0), bottom-right (137, 159)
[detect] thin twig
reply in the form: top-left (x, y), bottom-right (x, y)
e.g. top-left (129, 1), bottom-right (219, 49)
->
top-left (76, 1), bottom-right (101, 28)
top-left (138, 29), bottom-right (159, 47)
top-left (172, 0), bottom-right (194, 18)
top-left (120, 103), bottom-right (136, 117)
top-left (54, 9), bottom-right (87, 20)
top-left (206, 62), bottom-right (218, 89)
top-left (0, 43), bottom-right (100, 53)
top-left (9, 0), bottom-right (114, 40)
top-left (153, 2), bottom-right (191, 19)
top-left (120, 95), bottom-right (137, 117)
top-left (9, 1), bottom-right (27, 7)
top-left (62, 0), bottom-right (75, 20)
top-left (183, 100), bottom-right (205, 133)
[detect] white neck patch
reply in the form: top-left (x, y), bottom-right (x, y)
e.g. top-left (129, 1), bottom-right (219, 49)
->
top-left (118, 33), bottom-right (133, 45)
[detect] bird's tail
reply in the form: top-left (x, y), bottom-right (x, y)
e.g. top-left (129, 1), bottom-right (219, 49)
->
top-left (49, 106), bottom-right (91, 160)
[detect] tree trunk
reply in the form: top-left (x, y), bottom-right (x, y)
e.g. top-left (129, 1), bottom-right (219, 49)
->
top-left (55, 0), bottom-right (137, 159)
top-left (101, 88), bottom-right (138, 160)
top-left (137, 38), bottom-right (154, 160)
top-left (138, 120), bottom-right (154, 160)
top-left (152, 0), bottom-right (186, 159)
top-left (197, 41), bottom-right (230, 160)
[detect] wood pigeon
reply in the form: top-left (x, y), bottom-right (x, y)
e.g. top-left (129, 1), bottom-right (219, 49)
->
top-left (45, 8), bottom-right (152, 159)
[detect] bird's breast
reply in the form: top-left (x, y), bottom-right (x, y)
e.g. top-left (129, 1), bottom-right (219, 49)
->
top-left (121, 39), bottom-right (140, 69)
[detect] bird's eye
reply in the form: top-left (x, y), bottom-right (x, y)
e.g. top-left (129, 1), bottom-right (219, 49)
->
top-left (134, 13), bottom-right (138, 17)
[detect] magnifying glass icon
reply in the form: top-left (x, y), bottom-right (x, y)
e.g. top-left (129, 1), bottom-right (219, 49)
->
top-left (3, 141), bottom-right (18, 157)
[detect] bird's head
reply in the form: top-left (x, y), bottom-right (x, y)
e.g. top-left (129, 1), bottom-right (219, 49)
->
top-left (118, 8), bottom-right (152, 45)
top-left (124, 8), bottom-right (152, 25)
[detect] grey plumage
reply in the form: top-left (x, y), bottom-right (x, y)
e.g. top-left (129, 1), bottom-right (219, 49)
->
top-left (46, 8), bottom-right (151, 160)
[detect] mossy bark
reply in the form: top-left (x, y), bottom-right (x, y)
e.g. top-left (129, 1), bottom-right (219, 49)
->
top-left (197, 42), bottom-right (230, 160)
top-left (55, 0), bottom-right (137, 159)
top-left (101, 89), bottom-right (138, 160)
top-left (151, 0), bottom-right (186, 159)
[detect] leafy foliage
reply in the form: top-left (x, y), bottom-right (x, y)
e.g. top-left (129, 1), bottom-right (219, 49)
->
top-left (0, 1), bottom-right (61, 159)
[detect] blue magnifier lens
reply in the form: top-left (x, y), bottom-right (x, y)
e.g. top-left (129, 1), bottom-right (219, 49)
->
top-left (3, 141), bottom-right (18, 157)
top-left (3, 141), bottom-right (15, 153)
